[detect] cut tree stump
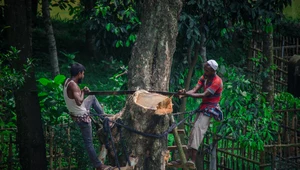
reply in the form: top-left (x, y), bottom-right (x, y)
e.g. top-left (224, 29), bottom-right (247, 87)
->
top-left (97, 90), bottom-right (174, 170)
top-left (121, 90), bottom-right (173, 170)
top-left (99, 90), bottom-right (173, 170)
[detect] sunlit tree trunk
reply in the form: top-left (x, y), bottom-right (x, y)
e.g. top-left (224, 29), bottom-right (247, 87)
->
top-left (128, 0), bottom-right (182, 92)
top-left (124, 0), bottom-right (183, 169)
top-left (262, 31), bottom-right (274, 105)
top-left (42, 0), bottom-right (60, 77)
top-left (200, 33), bottom-right (207, 69)
top-left (5, 0), bottom-right (47, 169)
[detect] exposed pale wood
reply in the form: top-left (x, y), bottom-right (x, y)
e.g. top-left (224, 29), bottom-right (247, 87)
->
top-left (169, 128), bottom-right (185, 134)
top-left (0, 128), bottom-right (17, 131)
top-left (274, 55), bottom-right (289, 63)
top-left (274, 45), bottom-right (299, 49)
top-left (134, 91), bottom-right (173, 115)
top-left (274, 79), bottom-right (288, 86)
top-left (264, 143), bottom-right (300, 148)
top-left (275, 67), bottom-right (288, 74)
top-left (217, 149), bottom-right (260, 164)
top-left (249, 46), bottom-right (262, 52)
top-left (167, 145), bottom-right (188, 151)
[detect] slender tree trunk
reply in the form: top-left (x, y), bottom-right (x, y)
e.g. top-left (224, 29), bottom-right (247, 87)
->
top-left (5, 0), bottom-right (47, 169)
top-left (179, 43), bottom-right (199, 123)
top-left (262, 31), bottom-right (274, 105)
top-left (83, 0), bottom-right (97, 59)
top-left (209, 137), bottom-right (217, 170)
top-left (195, 33), bottom-right (207, 170)
top-left (124, 0), bottom-right (183, 169)
top-left (200, 33), bottom-right (207, 69)
top-left (179, 25), bottom-right (206, 115)
top-left (42, 0), bottom-right (60, 77)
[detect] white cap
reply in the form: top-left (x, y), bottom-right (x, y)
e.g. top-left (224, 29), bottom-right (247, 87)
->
top-left (207, 60), bottom-right (218, 70)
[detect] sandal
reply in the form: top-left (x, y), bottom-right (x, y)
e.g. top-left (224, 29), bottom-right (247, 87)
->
top-left (185, 160), bottom-right (196, 169)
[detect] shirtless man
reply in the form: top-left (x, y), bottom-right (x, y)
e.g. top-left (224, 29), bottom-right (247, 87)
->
top-left (63, 63), bottom-right (112, 170)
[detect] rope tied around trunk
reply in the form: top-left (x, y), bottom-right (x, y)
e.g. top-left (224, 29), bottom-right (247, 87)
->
top-left (91, 109), bottom-right (198, 169)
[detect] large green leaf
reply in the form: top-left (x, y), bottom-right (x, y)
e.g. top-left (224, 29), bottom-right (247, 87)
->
top-left (38, 78), bottom-right (51, 86)
top-left (54, 74), bottom-right (66, 84)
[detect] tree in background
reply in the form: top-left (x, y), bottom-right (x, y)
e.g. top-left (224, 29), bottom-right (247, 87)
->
top-left (4, 0), bottom-right (47, 169)
top-left (42, 0), bottom-right (60, 78)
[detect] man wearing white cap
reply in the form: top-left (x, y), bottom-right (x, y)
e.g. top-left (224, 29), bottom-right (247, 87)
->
top-left (178, 59), bottom-right (223, 167)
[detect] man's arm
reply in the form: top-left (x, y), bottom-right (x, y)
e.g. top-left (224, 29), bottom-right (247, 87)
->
top-left (68, 82), bottom-right (88, 106)
top-left (179, 83), bottom-right (212, 98)
top-left (185, 89), bottom-right (212, 98)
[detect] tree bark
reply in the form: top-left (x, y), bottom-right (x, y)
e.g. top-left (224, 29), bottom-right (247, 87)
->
top-left (262, 31), bottom-right (274, 105)
top-left (128, 0), bottom-right (183, 91)
top-left (42, 0), bottom-right (60, 78)
top-left (200, 33), bottom-right (207, 70)
top-left (121, 90), bottom-right (173, 169)
top-left (119, 1), bottom-right (182, 169)
top-left (5, 0), bottom-right (47, 169)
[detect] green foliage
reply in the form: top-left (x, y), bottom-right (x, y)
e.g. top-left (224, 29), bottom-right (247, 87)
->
top-left (59, 51), bottom-right (77, 70)
top-left (100, 60), bottom-right (128, 114)
top-left (38, 74), bottom-right (69, 125)
top-left (0, 47), bottom-right (33, 170)
top-left (216, 65), bottom-right (275, 150)
top-left (93, 0), bottom-right (140, 48)
top-left (0, 46), bottom-right (33, 130)
top-left (212, 63), bottom-right (300, 151)
top-left (179, 0), bottom-right (231, 48)
top-left (274, 92), bottom-right (300, 109)
top-left (263, 18), bottom-right (274, 33)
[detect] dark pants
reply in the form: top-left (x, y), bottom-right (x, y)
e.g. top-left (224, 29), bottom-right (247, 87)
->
top-left (77, 95), bottom-right (104, 168)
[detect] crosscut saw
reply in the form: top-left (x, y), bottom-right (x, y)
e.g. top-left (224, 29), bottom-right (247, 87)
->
top-left (88, 90), bottom-right (181, 97)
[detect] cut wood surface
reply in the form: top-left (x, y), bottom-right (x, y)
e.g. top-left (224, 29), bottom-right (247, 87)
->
top-left (133, 90), bottom-right (173, 115)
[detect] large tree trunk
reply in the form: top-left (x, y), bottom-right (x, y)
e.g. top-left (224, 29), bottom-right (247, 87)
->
top-left (262, 31), bottom-right (274, 105)
top-left (120, 1), bottom-right (182, 169)
top-left (42, 0), bottom-right (60, 78)
top-left (5, 0), bottom-right (47, 169)
top-left (128, 0), bottom-right (182, 91)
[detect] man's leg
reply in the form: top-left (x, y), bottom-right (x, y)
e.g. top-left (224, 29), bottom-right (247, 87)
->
top-left (77, 121), bottom-right (102, 168)
top-left (187, 113), bottom-right (211, 162)
top-left (83, 95), bottom-right (104, 115)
